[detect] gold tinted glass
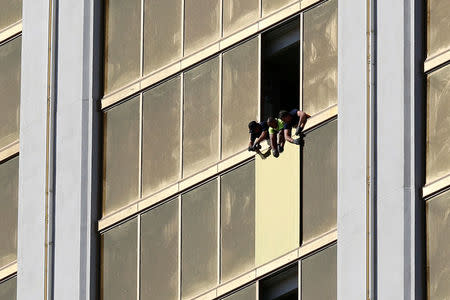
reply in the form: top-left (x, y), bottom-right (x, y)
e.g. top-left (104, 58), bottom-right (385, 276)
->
top-left (223, 0), bottom-right (258, 36)
top-left (302, 120), bottom-right (337, 243)
top-left (302, 0), bottom-right (338, 115)
top-left (103, 97), bottom-right (140, 215)
top-left (184, 0), bottom-right (220, 55)
top-left (104, 0), bottom-right (140, 93)
top-left (143, 0), bottom-right (182, 74)
top-left (0, 0), bottom-right (21, 31)
top-left (0, 37), bottom-right (21, 150)
top-left (183, 57), bottom-right (220, 177)
top-left (262, 0), bottom-right (294, 16)
top-left (255, 143), bottom-right (300, 265)
top-left (223, 284), bottom-right (256, 300)
top-left (427, 0), bottom-right (450, 58)
top-left (222, 38), bottom-right (259, 159)
top-left (301, 245), bottom-right (337, 300)
top-left (181, 180), bottom-right (218, 299)
top-left (0, 156), bottom-right (18, 268)
top-left (101, 219), bottom-right (138, 300)
top-left (426, 65), bottom-right (450, 183)
top-left (221, 161), bottom-right (255, 282)
top-left (0, 277), bottom-right (16, 300)
top-left (141, 199), bottom-right (179, 300)
top-left (426, 190), bottom-right (450, 299)
top-left (142, 77), bottom-right (181, 196)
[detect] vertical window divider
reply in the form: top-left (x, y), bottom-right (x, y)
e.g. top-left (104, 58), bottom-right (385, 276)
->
top-left (257, 35), bottom-right (262, 120)
top-left (139, 93), bottom-right (143, 199)
top-left (219, 54), bottom-right (224, 160)
top-left (137, 214), bottom-right (142, 300)
top-left (255, 280), bottom-right (260, 299)
top-left (217, 176), bottom-right (222, 285)
top-left (181, 0), bottom-right (185, 57)
top-left (298, 260), bottom-right (302, 300)
top-left (180, 73), bottom-right (185, 180)
top-left (259, 0), bottom-right (263, 18)
top-left (299, 13), bottom-right (304, 111)
top-left (178, 195), bottom-right (182, 300)
top-left (220, 0), bottom-right (224, 38)
top-left (140, 0), bottom-right (145, 77)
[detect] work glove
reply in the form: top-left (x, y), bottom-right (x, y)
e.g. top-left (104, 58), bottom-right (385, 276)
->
top-left (293, 138), bottom-right (304, 146)
top-left (248, 146), bottom-right (254, 152)
top-left (272, 149), bottom-right (279, 158)
top-left (295, 126), bottom-right (304, 136)
top-left (277, 144), bottom-right (284, 153)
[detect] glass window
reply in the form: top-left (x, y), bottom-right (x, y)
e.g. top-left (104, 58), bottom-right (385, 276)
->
top-left (0, 277), bottom-right (16, 300)
top-left (302, 120), bottom-right (337, 243)
top-left (427, 0), bottom-right (450, 58)
top-left (0, 0), bottom-right (21, 31)
top-left (0, 156), bottom-right (18, 268)
top-left (220, 161), bottom-right (255, 282)
top-left (142, 77), bottom-right (181, 196)
top-left (141, 199), bottom-right (179, 300)
top-left (301, 245), bottom-right (337, 300)
top-left (222, 284), bottom-right (256, 300)
top-left (101, 219), bottom-right (138, 300)
top-left (426, 65), bottom-right (450, 183)
top-left (223, 0), bottom-right (258, 36)
top-left (143, 0), bottom-right (182, 74)
top-left (255, 143), bottom-right (300, 266)
top-left (183, 57), bottom-right (220, 177)
top-left (259, 264), bottom-right (298, 300)
top-left (103, 97), bottom-right (140, 216)
top-left (426, 190), bottom-right (450, 299)
top-left (104, 0), bottom-right (141, 93)
top-left (0, 37), bottom-right (21, 150)
top-left (222, 38), bottom-right (259, 159)
top-left (302, 0), bottom-right (338, 115)
top-left (181, 180), bottom-right (218, 299)
top-left (262, 0), bottom-right (295, 16)
top-left (184, 0), bottom-right (220, 55)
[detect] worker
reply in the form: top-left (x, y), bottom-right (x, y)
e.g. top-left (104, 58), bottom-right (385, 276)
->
top-left (279, 109), bottom-right (310, 145)
top-left (267, 117), bottom-right (285, 158)
top-left (248, 121), bottom-right (269, 154)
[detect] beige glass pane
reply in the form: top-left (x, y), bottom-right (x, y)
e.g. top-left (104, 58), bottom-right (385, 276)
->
top-left (184, 0), bottom-right (220, 55)
top-left (143, 0), bottom-right (182, 74)
top-left (104, 0), bottom-right (140, 93)
top-left (103, 97), bottom-right (139, 215)
top-left (428, 0), bottom-right (450, 57)
top-left (0, 0), bottom-right (21, 31)
top-left (301, 245), bottom-right (337, 300)
top-left (223, 284), bottom-right (256, 300)
top-left (262, 0), bottom-right (294, 16)
top-left (255, 143), bottom-right (299, 265)
top-left (0, 277), bottom-right (16, 300)
top-left (426, 190), bottom-right (450, 299)
top-left (223, 0), bottom-right (258, 36)
top-left (302, 120), bottom-right (337, 243)
top-left (221, 161), bottom-right (255, 282)
top-left (142, 77), bottom-right (181, 196)
top-left (181, 180), bottom-right (218, 299)
top-left (141, 199), bottom-right (179, 300)
top-left (303, 0), bottom-right (338, 115)
top-left (183, 58), bottom-right (220, 177)
top-left (0, 156), bottom-right (18, 268)
top-left (0, 37), bottom-right (21, 150)
top-left (222, 38), bottom-right (259, 159)
top-left (426, 65), bottom-right (450, 183)
top-left (101, 219), bottom-right (137, 300)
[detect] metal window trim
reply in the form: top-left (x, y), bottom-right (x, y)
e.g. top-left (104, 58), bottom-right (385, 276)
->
top-left (0, 21), bottom-right (22, 44)
top-left (0, 262), bottom-right (17, 282)
top-left (0, 141), bottom-right (19, 163)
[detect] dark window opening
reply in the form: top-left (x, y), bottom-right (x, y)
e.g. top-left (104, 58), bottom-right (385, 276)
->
top-left (259, 264), bottom-right (298, 300)
top-left (261, 17), bottom-right (300, 121)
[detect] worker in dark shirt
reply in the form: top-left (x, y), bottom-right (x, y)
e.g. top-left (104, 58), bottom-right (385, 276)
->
top-left (248, 121), bottom-right (269, 154)
top-left (279, 109), bottom-right (310, 145)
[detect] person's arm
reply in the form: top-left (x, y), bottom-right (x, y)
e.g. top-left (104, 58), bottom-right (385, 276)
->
top-left (248, 136), bottom-right (254, 151)
top-left (284, 128), bottom-right (296, 144)
top-left (254, 131), bottom-right (268, 145)
top-left (270, 133), bottom-right (278, 149)
top-left (296, 110), bottom-right (310, 129)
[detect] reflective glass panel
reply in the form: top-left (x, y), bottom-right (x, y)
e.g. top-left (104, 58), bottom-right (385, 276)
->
top-left (426, 190), bottom-right (450, 299)
top-left (223, 0), bottom-right (258, 36)
top-left (220, 161), bottom-right (255, 282)
top-left (143, 0), bottom-right (182, 74)
top-left (223, 284), bottom-right (256, 300)
top-left (183, 58), bottom-right (220, 177)
top-left (103, 97), bottom-right (140, 215)
top-left (426, 65), bottom-right (450, 183)
top-left (142, 77), bottom-right (181, 196)
top-left (101, 219), bottom-right (138, 300)
top-left (222, 38), bottom-right (259, 159)
top-left (104, 0), bottom-right (140, 93)
top-left (184, 0), bottom-right (220, 55)
top-left (262, 0), bottom-right (294, 16)
top-left (302, 120), bottom-right (337, 243)
top-left (0, 37), bottom-right (21, 150)
top-left (259, 264), bottom-right (298, 300)
top-left (301, 245), bottom-right (337, 300)
top-left (0, 0), bottom-right (21, 31)
top-left (255, 143), bottom-right (299, 265)
top-left (0, 156), bottom-right (18, 268)
top-left (303, 0), bottom-right (338, 115)
top-left (427, 0), bottom-right (450, 57)
top-left (141, 199), bottom-right (179, 300)
top-left (0, 277), bottom-right (16, 300)
top-left (181, 180), bottom-right (218, 299)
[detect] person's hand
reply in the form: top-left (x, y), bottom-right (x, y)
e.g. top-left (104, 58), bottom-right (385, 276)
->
top-left (248, 146), bottom-right (254, 152)
top-left (272, 149), bottom-right (279, 158)
top-left (293, 138), bottom-right (304, 146)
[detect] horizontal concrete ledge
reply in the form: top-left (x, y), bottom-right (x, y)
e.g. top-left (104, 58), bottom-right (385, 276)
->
top-left (423, 174), bottom-right (450, 199)
top-left (0, 141), bottom-right (19, 163)
top-left (424, 49), bottom-right (450, 73)
top-left (0, 21), bottom-right (22, 44)
top-left (0, 262), bottom-right (17, 282)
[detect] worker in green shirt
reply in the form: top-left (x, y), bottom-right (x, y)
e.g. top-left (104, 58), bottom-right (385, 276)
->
top-left (267, 117), bottom-right (285, 158)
